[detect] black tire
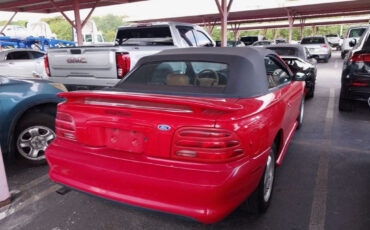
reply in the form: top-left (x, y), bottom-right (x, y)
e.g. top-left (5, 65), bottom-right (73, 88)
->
top-left (306, 87), bottom-right (315, 98)
top-left (14, 113), bottom-right (56, 165)
top-left (296, 97), bottom-right (305, 129)
top-left (323, 58), bottom-right (329, 63)
top-left (246, 143), bottom-right (277, 213)
top-left (339, 97), bottom-right (354, 112)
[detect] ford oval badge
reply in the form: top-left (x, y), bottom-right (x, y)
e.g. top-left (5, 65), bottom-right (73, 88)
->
top-left (158, 124), bottom-right (171, 131)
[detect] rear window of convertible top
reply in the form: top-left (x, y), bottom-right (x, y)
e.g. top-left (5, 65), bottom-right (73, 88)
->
top-left (115, 61), bottom-right (229, 95)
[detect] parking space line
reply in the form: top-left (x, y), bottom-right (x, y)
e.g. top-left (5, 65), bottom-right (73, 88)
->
top-left (292, 140), bottom-right (370, 155)
top-left (309, 88), bottom-right (335, 230)
top-left (16, 174), bottom-right (50, 192)
top-left (0, 184), bottom-right (61, 222)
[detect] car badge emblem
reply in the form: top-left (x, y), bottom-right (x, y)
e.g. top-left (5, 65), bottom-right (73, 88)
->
top-left (158, 125), bottom-right (171, 131)
top-left (66, 57), bottom-right (87, 63)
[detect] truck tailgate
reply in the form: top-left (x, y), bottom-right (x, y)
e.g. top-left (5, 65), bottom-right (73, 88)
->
top-left (48, 47), bottom-right (119, 87)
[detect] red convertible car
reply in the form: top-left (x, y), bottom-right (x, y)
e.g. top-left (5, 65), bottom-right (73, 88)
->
top-left (46, 48), bottom-right (305, 223)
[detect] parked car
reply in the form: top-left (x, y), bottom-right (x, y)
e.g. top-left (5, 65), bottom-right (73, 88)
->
top-left (275, 38), bottom-right (286, 44)
top-left (0, 77), bottom-right (66, 164)
top-left (252, 40), bottom-right (276, 47)
top-left (341, 25), bottom-right (368, 59)
top-left (0, 25), bottom-right (29, 39)
top-left (264, 44), bottom-right (317, 98)
top-left (0, 49), bottom-right (47, 79)
top-left (46, 47), bottom-right (306, 223)
top-left (300, 36), bottom-right (331, 63)
top-left (325, 34), bottom-right (341, 50)
top-left (240, 35), bottom-right (265, 45)
top-left (339, 27), bottom-right (370, 111)
top-left (46, 22), bottom-right (215, 90)
top-left (215, 40), bottom-right (245, 47)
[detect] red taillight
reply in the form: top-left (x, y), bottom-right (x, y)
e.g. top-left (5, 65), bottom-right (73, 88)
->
top-left (55, 112), bottom-right (76, 141)
top-left (321, 44), bottom-right (328, 48)
top-left (172, 128), bottom-right (244, 163)
top-left (351, 82), bottom-right (368, 86)
top-left (44, 54), bottom-right (50, 77)
top-left (116, 53), bottom-right (130, 79)
top-left (349, 53), bottom-right (370, 63)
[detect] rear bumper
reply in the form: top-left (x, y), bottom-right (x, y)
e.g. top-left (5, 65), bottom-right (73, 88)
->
top-left (46, 140), bottom-right (267, 223)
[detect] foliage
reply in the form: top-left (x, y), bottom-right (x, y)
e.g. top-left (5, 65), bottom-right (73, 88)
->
top-left (92, 14), bottom-right (127, 42)
top-left (41, 16), bottom-right (72, 41)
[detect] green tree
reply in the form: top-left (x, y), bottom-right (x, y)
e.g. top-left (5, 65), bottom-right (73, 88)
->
top-left (41, 16), bottom-right (72, 41)
top-left (93, 14), bottom-right (127, 42)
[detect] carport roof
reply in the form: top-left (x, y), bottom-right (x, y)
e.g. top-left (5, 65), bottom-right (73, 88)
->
top-left (0, 0), bottom-right (147, 13)
top-left (132, 0), bottom-right (370, 25)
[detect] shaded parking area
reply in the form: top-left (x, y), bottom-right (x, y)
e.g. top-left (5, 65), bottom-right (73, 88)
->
top-left (1, 51), bottom-right (370, 230)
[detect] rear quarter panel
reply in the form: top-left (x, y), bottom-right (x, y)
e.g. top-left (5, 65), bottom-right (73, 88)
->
top-left (0, 80), bottom-right (62, 154)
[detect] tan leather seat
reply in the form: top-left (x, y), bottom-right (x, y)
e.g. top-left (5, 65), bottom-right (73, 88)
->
top-left (166, 74), bottom-right (190, 86)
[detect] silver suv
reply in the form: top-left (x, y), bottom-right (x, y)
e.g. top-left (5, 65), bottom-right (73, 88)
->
top-left (301, 36), bottom-right (331, 63)
top-left (341, 25), bottom-right (368, 59)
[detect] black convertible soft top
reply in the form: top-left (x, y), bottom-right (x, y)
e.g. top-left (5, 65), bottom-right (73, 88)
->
top-left (113, 47), bottom-right (280, 98)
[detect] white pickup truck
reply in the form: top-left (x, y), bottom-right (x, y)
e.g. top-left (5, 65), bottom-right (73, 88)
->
top-left (46, 22), bottom-right (215, 89)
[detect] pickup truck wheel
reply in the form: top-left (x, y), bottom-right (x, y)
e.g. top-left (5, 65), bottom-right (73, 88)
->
top-left (297, 97), bottom-right (305, 129)
top-left (15, 113), bottom-right (56, 165)
top-left (246, 143), bottom-right (276, 213)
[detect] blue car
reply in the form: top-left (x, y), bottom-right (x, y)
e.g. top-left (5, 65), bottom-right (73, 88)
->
top-left (0, 76), bottom-right (65, 164)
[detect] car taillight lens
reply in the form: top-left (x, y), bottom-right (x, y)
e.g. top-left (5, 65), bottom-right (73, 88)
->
top-left (44, 54), bottom-right (50, 77)
top-left (55, 112), bottom-right (76, 141)
top-left (321, 44), bottom-right (328, 48)
top-left (349, 53), bottom-right (370, 63)
top-left (116, 53), bottom-right (130, 79)
top-left (172, 128), bottom-right (244, 163)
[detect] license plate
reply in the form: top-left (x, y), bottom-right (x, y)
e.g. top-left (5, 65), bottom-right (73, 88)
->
top-left (309, 48), bottom-right (315, 52)
top-left (106, 128), bottom-right (145, 153)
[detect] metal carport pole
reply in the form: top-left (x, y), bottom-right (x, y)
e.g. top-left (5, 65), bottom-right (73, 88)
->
top-left (0, 11), bottom-right (17, 35)
top-left (215, 0), bottom-right (233, 47)
top-left (49, 0), bottom-right (100, 46)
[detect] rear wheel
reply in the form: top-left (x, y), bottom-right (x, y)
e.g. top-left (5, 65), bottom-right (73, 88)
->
top-left (306, 86), bottom-right (315, 98)
top-left (14, 113), bottom-right (56, 165)
top-left (297, 97), bottom-right (305, 129)
top-left (246, 143), bottom-right (276, 213)
top-left (339, 96), bottom-right (354, 112)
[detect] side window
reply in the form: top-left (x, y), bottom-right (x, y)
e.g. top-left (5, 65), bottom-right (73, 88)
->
top-left (177, 26), bottom-right (196, 47)
top-left (30, 51), bottom-right (44, 59)
top-left (264, 56), bottom-right (290, 89)
top-left (193, 30), bottom-right (213, 47)
top-left (6, 51), bottom-right (30, 60)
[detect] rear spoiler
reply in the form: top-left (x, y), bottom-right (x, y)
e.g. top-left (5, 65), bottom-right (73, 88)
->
top-left (58, 91), bottom-right (243, 113)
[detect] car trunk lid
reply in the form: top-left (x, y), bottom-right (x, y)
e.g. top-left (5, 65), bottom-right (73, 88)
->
top-left (56, 91), bottom-right (241, 159)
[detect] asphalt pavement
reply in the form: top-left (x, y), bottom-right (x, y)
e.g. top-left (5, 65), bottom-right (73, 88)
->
top-left (1, 51), bottom-right (369, 230)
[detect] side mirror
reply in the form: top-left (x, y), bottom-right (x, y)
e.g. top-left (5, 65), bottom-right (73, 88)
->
top-left (349, 39), bottom-right (357, 47)
top-left (293, 72), bottom-right (306, 81)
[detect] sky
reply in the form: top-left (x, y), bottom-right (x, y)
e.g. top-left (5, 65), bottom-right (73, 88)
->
top-left (0, 0), bottom-right (351, 23)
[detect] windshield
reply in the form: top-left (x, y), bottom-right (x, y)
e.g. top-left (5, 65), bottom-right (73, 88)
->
top-left (348, 28), bottom-right (367, 38)
top-left (301, 37), bottom-right (325, 44)
top-left (116, 26), bottom-right (174, 46)
top-left (267, 47), bottom-right (298, 57)
top-left (115, 61), bottom-right (229, 95)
